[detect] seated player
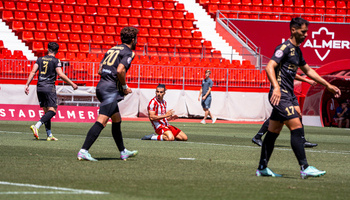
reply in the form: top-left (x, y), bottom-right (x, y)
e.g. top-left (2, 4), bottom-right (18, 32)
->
top-left (334, 101), bottom-right (349, 128)
top-left (142, 84), bottom-right (188, 141)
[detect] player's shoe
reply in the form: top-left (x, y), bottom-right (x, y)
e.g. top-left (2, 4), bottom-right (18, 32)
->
top-left (304, 141), bottom-right (318, 148)
top-left (30, 125), bottom-right (39, 140)
top-left (212, 117), bottom-right (217, 124)
top-left (200, 120), bottom-right (206, 124)
top-left (141, 134), bottom-right (155, 140)
top-left (300, 166), bottom-right (326, 179)
top-left (121, 149), bottom-right (138, 161)
top-left (77, 151), bottom-right (98, 161)
top-left (47, 135), bottom-right (58, 141)
top-left (256, 168), bottom-right (282, 177)
top-left (252, 136), bottom-right (263, 147)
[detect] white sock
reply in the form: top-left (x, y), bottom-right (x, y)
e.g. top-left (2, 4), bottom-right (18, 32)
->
top-left (47, 130), bottom-right (52, 137)
top-left (80, 149), bottom-right (88, 153)
top-left (35, 121), bottom-right (43, 129)
top-left (151, 135), bottom-right (163, 141)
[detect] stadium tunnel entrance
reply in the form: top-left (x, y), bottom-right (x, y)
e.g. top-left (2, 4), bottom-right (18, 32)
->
top-left (301, 59), bottom-right (350, 127)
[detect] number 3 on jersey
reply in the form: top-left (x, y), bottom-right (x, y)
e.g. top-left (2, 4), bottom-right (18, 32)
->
top-left (102, 50), bottom-right (120, 66)
top-left (285, 106), bottom-right (295, 116)
top-left (41, 61), bottom-right (49, 74)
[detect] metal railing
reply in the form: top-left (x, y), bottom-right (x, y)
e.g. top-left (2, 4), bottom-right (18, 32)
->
top-left (0, 59), bottom-right (270, 89)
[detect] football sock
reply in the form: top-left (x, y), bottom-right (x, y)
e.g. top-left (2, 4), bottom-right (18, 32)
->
top-left (81, 122), bottom-right (104, 150)
top-left (45, 120), bottom-right (51, 137)
top-left (112, 122), bottom-right (125, 152)
top-left (256, 118), bottom-right (270, 138)
top-left (151, 135), bottom-right (163, 141)
top-left (35, 121), bottom-right (43, 129)
top-left (290, 128), bottom-right (309, 169)
top-left (258, 131), bottom-right (279, 170)
top-left (40, 111), bottom-right (56, 125)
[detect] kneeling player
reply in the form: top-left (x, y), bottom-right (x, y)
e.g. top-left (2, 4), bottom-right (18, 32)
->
top-left (142, 84), bottom-right (188, 141)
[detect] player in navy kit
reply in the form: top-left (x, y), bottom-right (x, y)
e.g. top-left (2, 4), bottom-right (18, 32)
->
top-left (255, 18), bottom-right (341, 179)
top-left (25, 42), bottom-right (78, 141)
top-left (77, 27), bottom-right (139, 161)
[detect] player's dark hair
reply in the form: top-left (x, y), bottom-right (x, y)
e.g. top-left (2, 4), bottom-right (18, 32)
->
top-left (121, 27), bottom-right (139, 44)
top-left (290, 18), bottom-right (309, 31)
top-left (157, 84), bottom-right (166, 91)
top-left (48, 42), bottom-right (59, 54)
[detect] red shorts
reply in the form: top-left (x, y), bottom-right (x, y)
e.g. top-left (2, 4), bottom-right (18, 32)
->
top-left (155, 125), bottom-right (182, 137)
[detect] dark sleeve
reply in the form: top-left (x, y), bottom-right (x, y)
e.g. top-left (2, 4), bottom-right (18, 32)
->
top-left (35, 57), bottom-right (40, 65)
top-left (209, 79), bottom-right (213, 88)
top-left (299, 50), bottom-right (307, 66)
top-left (120, 51), bottom-right (134, 71)
top-left (56, 59), bottom-right (62, 68)
top-left (271, 44), bottom-right (289, 64)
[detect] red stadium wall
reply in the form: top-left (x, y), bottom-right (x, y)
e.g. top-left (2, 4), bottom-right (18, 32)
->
top-left (222, 20), bottom-right (350, 66)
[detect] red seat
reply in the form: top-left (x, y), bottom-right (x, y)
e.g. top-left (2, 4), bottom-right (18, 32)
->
top-left (148, 38), bottom-right (159, 47)
top-left (110, 0), bottom-right (121, 7)
top-left (163, 11), bottom-right (174, 19)
top-left (56, 52), bottom-right (65, 60)
top-left (86, 6), bottom-right (97, 15)
top-left (315, 0), bottom-right (325, 8)
top-left (151, 19), bottom-right (162, 28)
top-left (108, 8), bottom-right (119, 16)
top-left (182, 30), bottom-right (192, 38)
top-left (75, 6), bottom-right (86, 15)
top-left (305, 0), bottom-right (315, 7)
top-left (71, 24), bottom-right (82, 33)
top-left (132, 1), bottom-right (142, 9)
top-left (2, 11), bottom-right (14, 21)
top-left (15, 11), bottom-right (26, 21)
top-left (160, 29), bottom-right (171, 37)
top-left (94, 25), bottom-right (105, 34)
top-left (181, 39), bottom-right (192, 48)
top-left (84, 15), bottom-right (95, 24)
top-left (12, 21), bottom-right (24, 31)
top-left (92, 35), bottom-right (103, 43)
top-left (5, 1), bottom-right (16, 10)
top-left (164, 2), bottom-right (175, 10)
top-left (68, 43), bottom-right (79, 52)
top-left (27, 12), bottom-right (38, 21)
top-left (22, 31), bottom-right (34, 41)
top-left (50, 14), bottom-right (61, 22)
top-left (121, 0), bottom-right (131, 8)
top-left (60, 24), bottom-right (70, 32)
top-left (28, 3), bottom-right (40, 12)
top-left (62, 14), bottom-right (72, 23)
top-left (46, 32), bottom-right (57, 41)
top-left (143, 1), bottom-right (153, 9)
top-left (105, 26), bottom-right (116, 34)
top-left (174, 12), bottom-right (185, 20)
top-left (140, 19), bottom-right (151, 27)
top-left (97, 7), bottom-right (108, 16)
top-left (90, 45), bottom-right (102, 53)
top-left (263, 0), bottom-right (273, 6)
top-left (129, 18), bottom-right (139, 26)
top-left (159, 38), bottom-right (170, 47)
top-left (170, 39), bottom-right (181, 47)
top-left (58, 43), bottom-right (67, 52)
top-left (81, 34), bottom-right (92, 43)
top-left (119, 8), bottom-right (130, 17)
top-left (171, 29), bottom-right (181, 38)
top-left (82, 25), bottom-right (93, 34)
top-left (149, 29), bottom-right (160, 37)
top-left (48, 23), bottom-right (59, 32)
top-left (35, 32), bottom-right (46, 41)
top-left (183, 21), bottom-right (194, 29)
top-left (118, 18), bottom-right (129, 26)
top-left (63, 5), bottom-right (74, 14)
top-left (17, 2), bottom-right (28, 11)
top-left (58, 33), bottom-right (69, 42)
top-left (88, 0), bottom-right (98, 6)
top-left (138, 28), bottom-right (149, 37)
top-left (336, 1), bottom-right (346, 9)
top-left (52, 4), bottom-right (63, 13)
top-left (152, 10), bottom-right (163, 19)
top-left (40, 4), bottom-right (51, 12)
top-left (69, 34), bottom-right (81, 42)
top-left (186, 12), bottom-right (195, 20)
top-left (99, 0), bottom-right (109, 6)
top-left (326, 1), bottom-right (335, 8)
top-left (193, 31), bottom-right (202, 39)
top-left (130, 9), bottom-right (141, 18)
top-left (191, 40), bottom-right (202, 48)
top-left (273, 0), bottom-right (283, 7)
top-left (106, 17), bottom-right (117, 26)
top-left (32, 42), bottom-right (44, 51)
top-left (103, 35), bottom-right (115, 44)
top-left (141, 10), bottom-right (152, 18)
top-left (154, 2), bottom-right (164, 9)
top-left (295, 0), bottom-right (304, 7)
top-left (172, 20), bottom-right (183, 29)
top-left (66, 52), bottom-right (76, 61)
top-left (38, 13), bottom-right (49, 22)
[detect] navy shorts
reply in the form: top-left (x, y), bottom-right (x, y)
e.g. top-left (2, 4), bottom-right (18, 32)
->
top-left (201, 96), bottom-right (212, 109)
top-left (96, 89), bottom-right (121, 117)
top-left (270, 98), bottom-right (299, 122)
top-left (37, 89), bottom-right (57, 108)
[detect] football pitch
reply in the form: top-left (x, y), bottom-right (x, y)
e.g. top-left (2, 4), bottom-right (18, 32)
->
top-left (0, 120), bottom-right (349, 200)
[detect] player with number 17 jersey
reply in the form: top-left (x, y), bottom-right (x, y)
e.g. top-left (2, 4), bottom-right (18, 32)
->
top-left (96, 44), bottom-right (135, 105)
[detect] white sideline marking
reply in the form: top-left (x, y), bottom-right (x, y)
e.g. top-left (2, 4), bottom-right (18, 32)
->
top-left (2, 131), bottom-right (350, 155)
top-left (0, 181), bottom-right (109, 195)
top-left (179, 158), bottom-right (196, 160)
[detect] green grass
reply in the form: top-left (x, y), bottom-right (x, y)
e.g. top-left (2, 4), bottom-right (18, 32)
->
top-left (0, 120), bottom-right (349, 200)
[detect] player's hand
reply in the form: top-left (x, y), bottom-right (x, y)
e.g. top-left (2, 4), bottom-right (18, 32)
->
top-left (270, 87), bottom-right (281, 106)
top-left (169, 115), bottom-right (178, 121)
top-left (202, 96), bottom-right (206, 100)
top-left (327, 85), bottom-right (341, 98)
top-left (24, 85), bottom-right (29, 95)
top-left (308, 80), bottom-right (317, 86)
top-left (72, 83), bottom-right (78, 90)
top-left (123, 88), bottom-right (132, 95)
top-left (198, 97), bottom-right (200, 101)
top-left (166, 109), bottom-right (175, 117)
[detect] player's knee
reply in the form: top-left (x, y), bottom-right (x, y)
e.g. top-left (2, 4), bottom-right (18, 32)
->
top-left (164, 135), bottom-right (175, 141)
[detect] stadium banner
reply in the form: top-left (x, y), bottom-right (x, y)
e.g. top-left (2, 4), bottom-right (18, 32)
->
top-left (226, 20), bottom-right (350, 66)
top-left (0, 104), bottom-right (100, 122)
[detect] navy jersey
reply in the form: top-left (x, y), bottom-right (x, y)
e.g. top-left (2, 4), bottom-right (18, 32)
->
top-left (201, 78), bottom-right (213, 97)
top-left (36, 55), bottom-right (61, 90)
top-left (96, 44), bottom-right (135, 103)
top-left (270, 39), bottom-right (306, 97)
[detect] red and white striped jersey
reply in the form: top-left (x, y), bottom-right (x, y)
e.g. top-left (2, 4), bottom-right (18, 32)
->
top-left (148, 96), bottom-right (169, 130)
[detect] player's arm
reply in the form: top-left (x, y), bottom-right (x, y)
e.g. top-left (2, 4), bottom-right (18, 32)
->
top-left (295, 74), bottom-right (316, 86)
top-left (300, 64), bottom-right (341, 98)
top-left (148, 109), bottom-right (174, 121)
top-left (24, 63), bottom-right (39, 95)
top-left (116, 63), bottom-right (132, 95)
top-left (198, 88), bottom-right (202, 101)
top-left (98, 63), bottom-right (103, 75)
top-left (56, 67), bottom-right (78, 90)
top-left (265, 60), bottom-right (280, 106)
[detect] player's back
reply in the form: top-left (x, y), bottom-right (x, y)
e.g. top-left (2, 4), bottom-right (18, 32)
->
top-left (36, 55), bottom-right (61, 88)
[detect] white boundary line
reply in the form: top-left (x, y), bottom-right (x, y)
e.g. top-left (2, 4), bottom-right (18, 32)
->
top-left (0, 181), bottom-right (109, 195)
top-left (2, 130), bottom-right (350, 155)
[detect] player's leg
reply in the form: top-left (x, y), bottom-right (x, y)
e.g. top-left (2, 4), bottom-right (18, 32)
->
top-left (43, 107), bottom-right (58, 141)
top-left (201, 108), bottom-right (208, 124)
top-left (294, 105), bottom-right (317, 147)
top-left (252, 117), bottom-right (270, 146)
top-left (345, 118), bottom-right (349, 128)
top-left (110, 111), bottom-right (138, 160)
top-left (175, 131), bottom-right (188, 141)
top-left (338, 118), bottom-right (343, 128)
top-left (162, 131), bottom-right (175, 141)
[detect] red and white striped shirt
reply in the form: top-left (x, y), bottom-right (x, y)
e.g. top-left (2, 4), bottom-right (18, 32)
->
top-left (148, 96), bottom-right (169, 131)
